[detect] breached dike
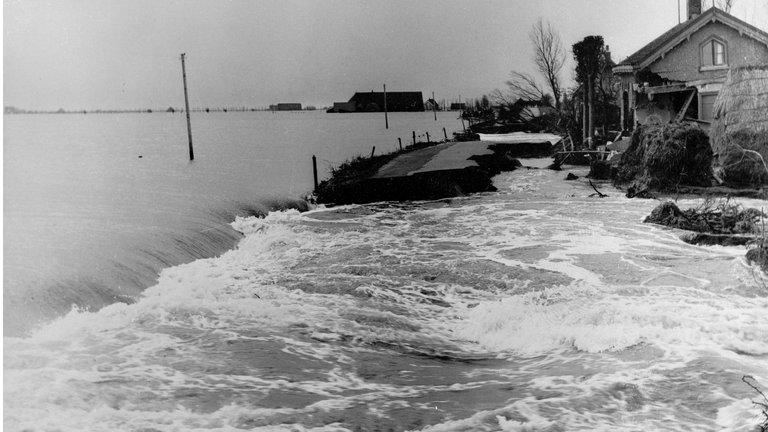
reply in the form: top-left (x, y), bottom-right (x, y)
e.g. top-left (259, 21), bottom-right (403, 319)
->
top-left (314, 139), bottom-right (553, 205)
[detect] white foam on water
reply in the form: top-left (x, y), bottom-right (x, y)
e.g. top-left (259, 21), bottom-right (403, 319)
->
top-left (6, 165), bottom-right (768, 431)
top-left (716, 398), bottom-right (763, 431)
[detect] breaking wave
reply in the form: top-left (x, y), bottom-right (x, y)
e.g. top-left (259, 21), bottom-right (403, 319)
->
top-left (5, 165), bottom-right (768, 431)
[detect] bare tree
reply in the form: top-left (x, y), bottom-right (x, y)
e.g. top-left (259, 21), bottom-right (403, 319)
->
top-left (489, 88), bottom-right (516, 107)
top-left (529, 19), bottom-right (565, 110)
top-left (504, 71), bottom-right (547, 102)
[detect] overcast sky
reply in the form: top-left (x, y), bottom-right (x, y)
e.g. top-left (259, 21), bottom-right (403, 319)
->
top-left (4, 0), bottom-right (767, 110)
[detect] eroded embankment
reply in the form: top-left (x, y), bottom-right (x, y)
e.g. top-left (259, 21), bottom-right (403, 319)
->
top-left (315, 141), bottom-right (550, 205)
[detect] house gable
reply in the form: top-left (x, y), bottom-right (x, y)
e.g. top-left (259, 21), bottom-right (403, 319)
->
top-left (615, 7), bottom-right (768, 74)
top-left (645, 20), bottom-right (768, 83)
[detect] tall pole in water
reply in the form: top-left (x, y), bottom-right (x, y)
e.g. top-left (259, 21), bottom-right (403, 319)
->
top-left (432, 91), bottom-right (437, 121)
top-left (383, 84), bottom-right (389, 129)
top-left (180, 53), bottom-right (194, 161)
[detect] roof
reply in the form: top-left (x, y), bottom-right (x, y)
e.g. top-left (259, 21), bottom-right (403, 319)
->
top-left (616, 7), bottom-right (768, 70)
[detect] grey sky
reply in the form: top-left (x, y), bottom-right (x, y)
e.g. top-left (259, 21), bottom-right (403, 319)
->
top-left (4, 0), bottom-right (767, 110)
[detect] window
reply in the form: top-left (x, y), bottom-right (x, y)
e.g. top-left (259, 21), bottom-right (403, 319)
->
top-left (699, 92), bottom-right (718, 122)
top-left (701, 39), bottom-right (727, 67)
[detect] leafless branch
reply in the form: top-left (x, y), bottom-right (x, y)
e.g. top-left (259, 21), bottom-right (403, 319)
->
top-left (489, 88), bottom-right (516, 107)
top-left (529, 18), bottom-right (565, 110)
top-left (743, 375), bottom-right (768, 431)
top-left (505, 71), bottom-right (547, 102)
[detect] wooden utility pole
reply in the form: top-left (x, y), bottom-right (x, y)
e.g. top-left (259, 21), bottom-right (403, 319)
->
top-left (312, 155), bottom-right (318, 189)
top-left (383, 84), bottom-right (389, 129)
top-left (432, 91), bottom-right (437, 121)
top-left (180, 53), bottom-right (194, 160)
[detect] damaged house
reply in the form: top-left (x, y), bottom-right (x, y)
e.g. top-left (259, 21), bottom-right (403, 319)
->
top-left (613, 0), bottom-right (768, 131)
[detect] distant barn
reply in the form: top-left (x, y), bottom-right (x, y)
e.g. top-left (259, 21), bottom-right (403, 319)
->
top-left (274, 103), bottom-right (302, 111)
top-left (328, 91), bottom-right (424, 112)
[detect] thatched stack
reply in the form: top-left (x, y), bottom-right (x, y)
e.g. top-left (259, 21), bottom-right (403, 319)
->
top-left (614, 123), bottom-right (713, 197)
top-left (710, 66), bottom-right (768, 187)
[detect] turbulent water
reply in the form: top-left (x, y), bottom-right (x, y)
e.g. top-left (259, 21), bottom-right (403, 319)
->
top-left (4, 111), bottom-right (462, 335)
top-left (5, 157), bottom-right (768, 431)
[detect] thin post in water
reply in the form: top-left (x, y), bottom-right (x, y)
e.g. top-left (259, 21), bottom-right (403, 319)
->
top-left (180, 53), bottom-right (194, 161)
top-left (412, 131), bottom-right (416, 146)
top-left (312, 155), bottom-right (318, 190)
top-left (432, 91), bottom-right (437, 121)
top-left (370, 146), bottom-right (376, 158)
top-left (383, 84), bottom-right (388, 129)
top-left (426, 131), bottom-right (430, 143)
top-left (443, 127), bottom-right (448, 141)
top-left (398, 137), bottom-right (402, 151)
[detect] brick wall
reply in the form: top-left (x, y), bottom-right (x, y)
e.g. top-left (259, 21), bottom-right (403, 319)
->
top-left (647, 21), bottom-right (768, 82)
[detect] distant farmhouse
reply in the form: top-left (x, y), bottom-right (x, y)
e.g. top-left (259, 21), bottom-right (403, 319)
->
top-left (271, 103), bottom-right (302, 111)
top-left (327, 91), bottom-right (424, 112)
top-left (613, 0), bottom-right (768, 130)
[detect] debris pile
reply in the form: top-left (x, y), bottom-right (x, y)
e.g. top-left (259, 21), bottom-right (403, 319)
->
top-left (644, 200), bottom-right (762, 235)
top-left (614, 123), bottom-right (713, 197)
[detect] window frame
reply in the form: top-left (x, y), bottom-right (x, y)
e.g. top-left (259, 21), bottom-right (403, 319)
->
top-left (700, 37), bottom-right (729, 71)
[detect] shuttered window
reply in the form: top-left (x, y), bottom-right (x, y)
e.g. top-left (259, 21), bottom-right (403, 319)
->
top-left (699, 93), bottom-right (718, 122)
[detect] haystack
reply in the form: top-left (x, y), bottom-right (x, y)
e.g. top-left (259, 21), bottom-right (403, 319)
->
top-left (614, 123), bottom-right (713, 197)
top-left (710, 66), bottom-right (768, 187)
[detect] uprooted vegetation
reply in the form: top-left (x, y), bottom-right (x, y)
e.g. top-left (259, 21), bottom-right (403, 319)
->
top-left (644, 199), bottom-right (763, 235)
top-left (746, 216), bottom-right (768, 274)
top-left (614, 123), bottom-right (713, 198)
top-left (742, 375), bottom-right (768, 432)
top-left (645, 199), bottom-right (768, 272)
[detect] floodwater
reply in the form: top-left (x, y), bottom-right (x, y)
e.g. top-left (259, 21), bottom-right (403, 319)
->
top-left (4, 110), bottom-right (462, 335)
top-left (4, 112), bottom-right (768, 431)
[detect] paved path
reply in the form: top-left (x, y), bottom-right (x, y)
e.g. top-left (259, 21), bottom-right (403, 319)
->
top-left (372, 141), bottom-right (494, 179)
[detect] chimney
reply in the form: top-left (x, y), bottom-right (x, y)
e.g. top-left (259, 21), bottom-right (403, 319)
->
top-left (687, 0), bottom-right (702, 20)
